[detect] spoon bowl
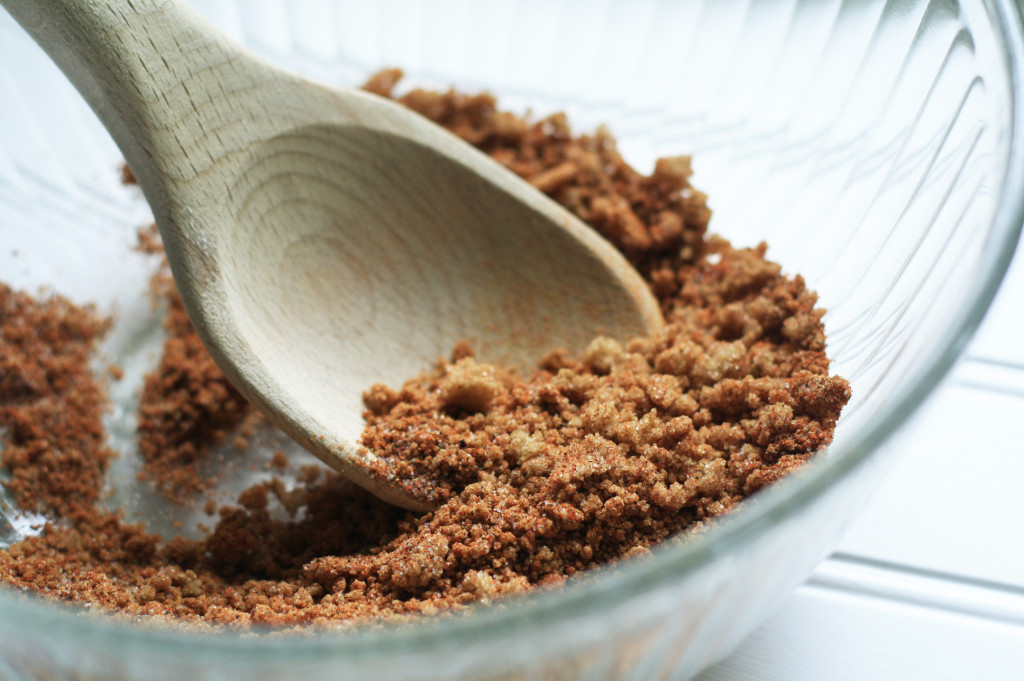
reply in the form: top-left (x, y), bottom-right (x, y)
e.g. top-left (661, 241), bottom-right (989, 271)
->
top-left (3, 0), bottom-right (662, 508)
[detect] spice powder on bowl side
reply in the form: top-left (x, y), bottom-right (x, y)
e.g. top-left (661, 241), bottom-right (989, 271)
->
top-left (0, 70), bottom-right (850, 628)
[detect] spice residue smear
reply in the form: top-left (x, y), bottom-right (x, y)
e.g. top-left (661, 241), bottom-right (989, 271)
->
top-left (0, 70), bottom-right (850, 628)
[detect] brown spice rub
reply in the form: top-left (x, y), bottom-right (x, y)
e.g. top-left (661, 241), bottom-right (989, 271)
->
top-left (361, 70), bottom-right (845, 509)
top-left (1, 475), bottom-right (409, 626)
top-left (361, 243), bottom-right (847, 510)
top-left (364, 68), bottom-right (712, 278)
top-left (136, 286), bottom-right (252, 501)
top-left (0, 71), bottom-right (850, 627)
top-left (0, 284), bottom-right (113, 517)
top-left (133, 227), bottom-right (256, 502)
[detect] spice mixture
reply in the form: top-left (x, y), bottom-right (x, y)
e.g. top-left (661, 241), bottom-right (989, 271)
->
top-left (0, 71), bottom-right (850, 627)
top-left (134, 244), bottom-right (258, 503)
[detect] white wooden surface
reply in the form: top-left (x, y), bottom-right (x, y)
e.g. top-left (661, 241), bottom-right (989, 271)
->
top-left (698, 243), bottom-right (1024, 679)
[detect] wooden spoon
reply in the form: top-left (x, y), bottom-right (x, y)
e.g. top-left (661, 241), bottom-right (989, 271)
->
top-left (3, 0), bottom-right (663, 510)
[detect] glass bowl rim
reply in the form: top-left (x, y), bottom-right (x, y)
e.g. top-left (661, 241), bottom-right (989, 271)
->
top-left (1, 0), bottom-right (1022, 667)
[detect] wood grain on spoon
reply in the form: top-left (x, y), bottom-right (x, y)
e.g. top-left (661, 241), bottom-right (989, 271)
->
top-left (2, 0), bottom-right (663, 510)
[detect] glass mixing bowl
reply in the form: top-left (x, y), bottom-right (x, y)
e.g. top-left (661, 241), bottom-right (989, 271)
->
top-left (1, 0), bottom-right (1021, 679)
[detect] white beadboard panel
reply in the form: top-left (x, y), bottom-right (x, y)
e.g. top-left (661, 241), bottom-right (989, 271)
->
top-left (963, 245), bottom-right (1024, 368)
top-left (833, 367), bottom-right (1024, 587)
top-left (831, 239), bottom-right (1024, 586)
top-left (697, 556), bottom-right (1024, 681)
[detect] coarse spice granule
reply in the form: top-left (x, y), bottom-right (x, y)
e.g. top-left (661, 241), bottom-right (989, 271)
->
top-left (0, 70), bottom-right (850, 628)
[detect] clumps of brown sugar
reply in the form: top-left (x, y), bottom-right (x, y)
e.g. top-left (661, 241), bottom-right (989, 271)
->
top-left (364, 68), bottom-right (711, 278)
top-left (133, 226), bottom-right (258, 502)
top-left (360, 70), bottom-right (846, 510)
top-left (0, 284), bottom-right (113, 517)
top-left (0, 470), bottom-right (410, 625)
top-left (361, 242), bottom-right (849, 510)
top-left (0, 71), bottom-right (850, 628)
top-left (135, 287), bottom-right (254, 501)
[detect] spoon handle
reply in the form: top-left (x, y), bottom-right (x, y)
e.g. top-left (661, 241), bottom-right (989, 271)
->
top-left (1, 0), bottom-right (247, 186)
